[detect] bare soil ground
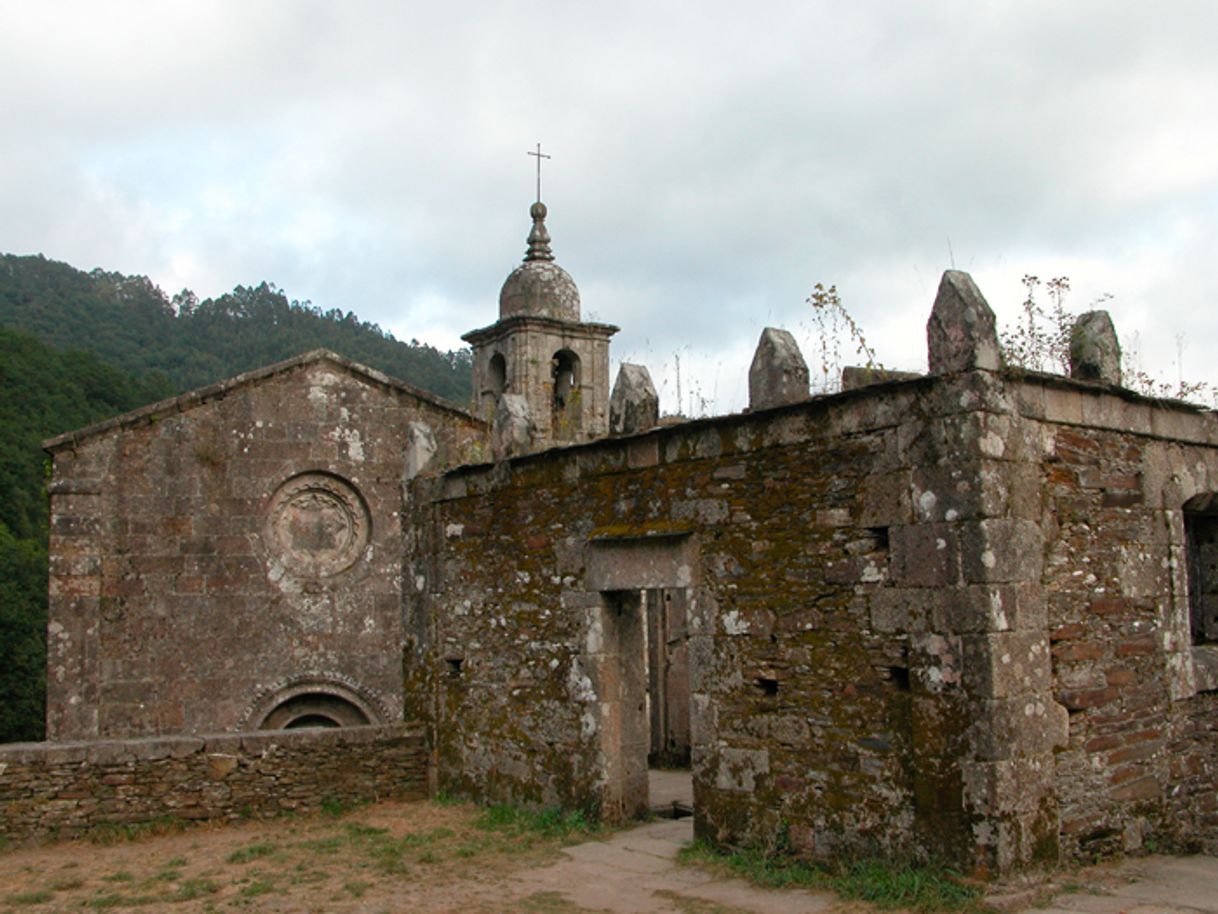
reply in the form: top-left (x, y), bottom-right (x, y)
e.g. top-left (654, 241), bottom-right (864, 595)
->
top-left (0, 799), bottom-right (603, 913)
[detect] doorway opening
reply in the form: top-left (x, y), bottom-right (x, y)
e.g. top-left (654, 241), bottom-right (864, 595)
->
top-left (585, 533), bottom-right (700, 823)
top-left (644, 587), bottom-right (693, 819)
top-left (600, 587), bottom-right (693, 821)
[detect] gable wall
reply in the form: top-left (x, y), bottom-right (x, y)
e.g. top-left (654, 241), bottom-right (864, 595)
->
top-left (46, 360), bottom-right (485, 739)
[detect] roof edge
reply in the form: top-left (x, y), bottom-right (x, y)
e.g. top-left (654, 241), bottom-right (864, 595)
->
top-left (42, 348), bottom-right (482, 453)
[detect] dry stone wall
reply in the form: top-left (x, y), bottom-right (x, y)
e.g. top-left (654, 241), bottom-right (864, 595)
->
top-left (0, 724), bottom-right (426, 843)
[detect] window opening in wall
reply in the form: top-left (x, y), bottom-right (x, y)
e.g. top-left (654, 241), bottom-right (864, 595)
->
top-left (551, 349), bottom-right (582, 439)
top-left (489, 352), bottom-right (507, 396)
top-left (1184, 493), bottom-right (1218, 644)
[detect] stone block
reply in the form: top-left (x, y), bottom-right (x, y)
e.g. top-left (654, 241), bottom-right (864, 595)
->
top-left (890, 524), bottom-right (960, 587)
top-left (714, 747), bottom-right (770, 793)
top-left (492, 394), bottom-right (536, 460)
top-left (1069, 311), bottom-right (1122, 385)
top-left (960, 633), bottom-right (1051, 699)
top-left (748, 328), bottom-right (809, 410)
top-left (853, 471), bottom-right (907, 530)
top-left (960, 518), bottom-right (1044, 584)
top-left (909, 633), bottom-right (963, 694)
top-left (967, 697), bottom-right (1066, 761)
top-left (961, 756), bottom-right (1054, 816)
top-left (926, 271), bottom-right (1002, 374)
top-left (403, 421), bottom-right (437, 481)
top-left (609, 364), bottom-right (659, 435)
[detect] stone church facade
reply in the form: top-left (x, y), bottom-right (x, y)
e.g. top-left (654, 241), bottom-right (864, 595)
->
top-left (25, 204), bottom-right (1218, 874)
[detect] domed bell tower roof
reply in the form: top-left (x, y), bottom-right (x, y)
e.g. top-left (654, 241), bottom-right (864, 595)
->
top-left (498, 202), bottom-right (581, 322)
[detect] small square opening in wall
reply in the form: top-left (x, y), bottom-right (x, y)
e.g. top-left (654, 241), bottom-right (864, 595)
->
top-left (445, 657), bottom-right (464, 677)
top-left (755, 677), bottom-right (779, 697)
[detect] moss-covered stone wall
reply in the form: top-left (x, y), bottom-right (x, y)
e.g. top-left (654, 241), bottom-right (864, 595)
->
top-left (408, 370), bottom-right (1072, 874)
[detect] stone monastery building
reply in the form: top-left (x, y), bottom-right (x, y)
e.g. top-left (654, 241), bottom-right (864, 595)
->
top-left (7, 200), bottom-right (1218, 876)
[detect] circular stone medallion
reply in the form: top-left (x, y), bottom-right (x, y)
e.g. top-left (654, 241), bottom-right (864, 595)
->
top-left (265, 473), bottom-right (370, 578)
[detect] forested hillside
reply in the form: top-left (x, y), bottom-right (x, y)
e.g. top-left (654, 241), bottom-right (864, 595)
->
top-left (0, 327), bottom-right (178, 741)
top-left (0, 253), bottom-right (474, 743)
top-left (0, 254), bottom-right (473, 403)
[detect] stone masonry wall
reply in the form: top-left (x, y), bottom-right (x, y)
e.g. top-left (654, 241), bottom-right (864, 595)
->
top-left (44, 353), bottom-right (485, 739)
top-left (408, 370), bottom-right (1065, 874)
top-left (410, 366), bottom-right (1218, 874)
top-left (0, 724), bottom-right (427, 843)
top-left (1013, 376), bottom-right (1218, 857)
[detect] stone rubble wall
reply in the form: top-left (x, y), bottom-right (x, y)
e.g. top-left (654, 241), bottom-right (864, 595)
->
top-left (1014, 376), bottom-right (1218, 857)
top-left (0, 724), bottom-right (427, 844)
top-left (410, 375), bottom-right (951, 865)
top-left (408, 366), bottom-right (1218, 875)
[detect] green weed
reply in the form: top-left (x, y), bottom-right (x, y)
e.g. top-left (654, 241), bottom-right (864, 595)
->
top-left (239, 879), bottom-right (277, 898)
top-left (679, 839), bottom-right (983, 912)
top-left (5, 890), bottom-right (54, 905)
top-left (475, 804), bottom-right (600, 839)
top-left (173, 877), bottom-right (219, 901)
top-left (88, 815), bottom-right (187, 845)
top-left (226, 841), bottom-right (278, 863)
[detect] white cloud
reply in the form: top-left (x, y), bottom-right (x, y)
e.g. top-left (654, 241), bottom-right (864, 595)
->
top-left (2, 0), bottom-right (1217, 411)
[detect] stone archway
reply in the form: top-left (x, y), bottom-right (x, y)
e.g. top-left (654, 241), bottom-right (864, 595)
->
top-left (243, 676), bottom-right (388, 731)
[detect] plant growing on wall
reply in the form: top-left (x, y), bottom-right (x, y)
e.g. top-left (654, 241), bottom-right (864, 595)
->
top-left (998, 274), bottom-right (1216, 406)
top-left (806, 282), bottom-right (882, 393)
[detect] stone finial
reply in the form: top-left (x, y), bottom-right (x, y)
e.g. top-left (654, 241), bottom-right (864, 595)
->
top-left (404, 421), bottom-right (438, 481)
top-left (926, 270), bottom-right (1001, 374)
top-left (610, 364), bottom-right (659, 435)
top-left (748, 328), bottom-right (809, 410)
top-left (524, 201), bottom-right (554, 262)
top-left (1069, 310), bottom-right (1122, 385)
top-left (492, 393), bottom-right (536, 460)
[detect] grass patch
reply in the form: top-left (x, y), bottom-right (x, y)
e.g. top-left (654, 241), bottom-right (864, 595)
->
top-left (88, 815), bottom-right (188, 846)
top-left (321, 795), bottom-right (362, 818)
top-left (226, 841), bottom-right (278, 864)
top-left (5, 890), bottom-right (54, 905)
top-left (238, 878), bottom-right (277, 898)
top-left (101, 870), bottom-right (135, 883)
top-left (475, 804), bottom-right (601, 840)
top-left (679, 839), bottom-right (984, 912)
top-left (173, 877), bottom-right (220, 900)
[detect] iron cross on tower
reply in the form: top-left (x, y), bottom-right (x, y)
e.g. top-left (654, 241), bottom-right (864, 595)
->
top-left (528, 142), bottom-right (551, 202)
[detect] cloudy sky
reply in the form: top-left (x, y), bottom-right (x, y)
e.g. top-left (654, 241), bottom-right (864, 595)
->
top-left (3, 1), bottom-right (1216, 413)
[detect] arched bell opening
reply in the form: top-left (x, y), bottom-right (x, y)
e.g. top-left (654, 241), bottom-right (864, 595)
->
top-left (551, 348), bottom-right (582, 439)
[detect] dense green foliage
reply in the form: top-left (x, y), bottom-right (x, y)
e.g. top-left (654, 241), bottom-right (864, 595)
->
top-left (0, 254), bottom-right (473, 403)
top-left (0, 253), bottom-right (474, 742)
top-left (0, 327), bottom-right (172, 742)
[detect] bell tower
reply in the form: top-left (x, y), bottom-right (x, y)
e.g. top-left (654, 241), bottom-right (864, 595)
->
top-left (463, 200), bottom-right (617, 447)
